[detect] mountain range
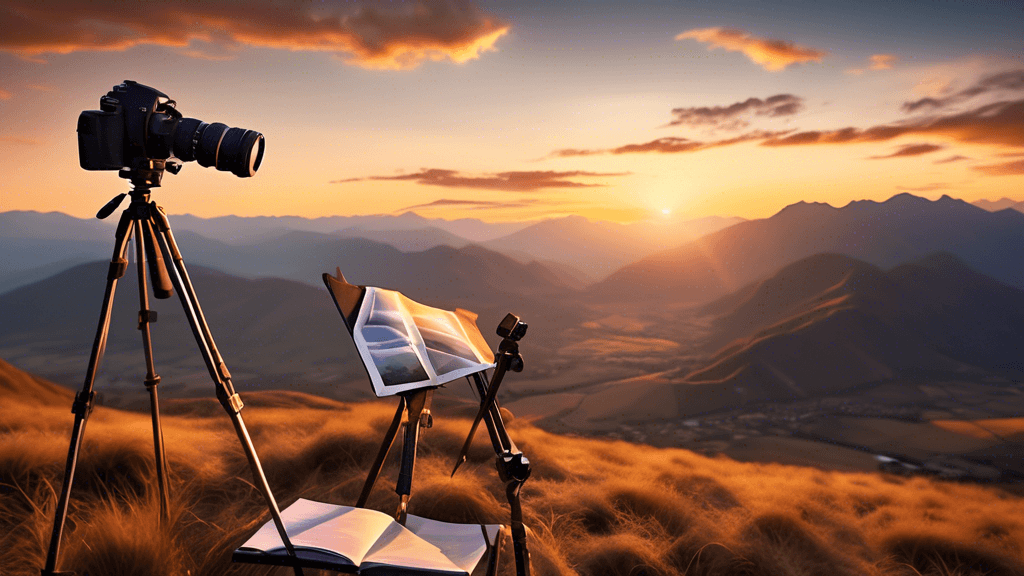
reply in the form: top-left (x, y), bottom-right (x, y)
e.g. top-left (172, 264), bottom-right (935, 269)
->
top-left (973, 197), bottom-right (1024, 213)
top-left (590, 194), bottom-right (1024, 304)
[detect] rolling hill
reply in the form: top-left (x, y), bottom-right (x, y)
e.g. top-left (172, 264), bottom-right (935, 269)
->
top-left (590, 193), bottom-right (1024, 304)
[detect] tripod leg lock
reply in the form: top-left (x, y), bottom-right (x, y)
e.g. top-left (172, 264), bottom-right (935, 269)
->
top-left (71, 390), bottom-right (96, 417)
top-left (144, 375), bottom-right (161, 388)
top-left (218, 391), bottom-right (244, 414)
top-left (137, 309), bottom-right (158, 328)
top-left (108, 258), bottom-right (128, 280)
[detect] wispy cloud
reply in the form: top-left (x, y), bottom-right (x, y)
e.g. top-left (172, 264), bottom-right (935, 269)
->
top-left (934, 154), bottom-right (970, 164)
top-left (974, 159), bottom-right (1024, 176)
top-left (675, 27), bottom-right (825, 71)
top-left (666, 94), bottom-right (803, 130)
top-left (26, 83), bottom-right (54, 92)
top-left (895, 183), bottom-right (949, 192)
top-left (0, 0), bottom-right (509, 70)
top-left (551, 131), bottom-right (788, 157)
top-left (0, 135), bottom-right (42, 145)
top-left (847, 53), bottom-right (896, 75)
top-left (762, 99), bottom-right (1024, 148)
top-left (333, 168), bottom-right (627, 191)
top-left (868, 143), bottom-right (943, 159)
top-left (902, 69), bottom-right (1024, 112)
top-left (399, 198), bottom-right (544, 211)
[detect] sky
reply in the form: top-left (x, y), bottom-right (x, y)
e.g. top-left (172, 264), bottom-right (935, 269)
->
top-left (0, 0), bottom-right (1022, 223)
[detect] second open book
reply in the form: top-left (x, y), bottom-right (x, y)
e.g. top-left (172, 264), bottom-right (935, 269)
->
top-left (234, 498), bottom-right (503, 575)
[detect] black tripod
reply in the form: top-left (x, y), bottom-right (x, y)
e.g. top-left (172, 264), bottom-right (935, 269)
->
top-left (356, 328), bottom-right (533, 576)
top-left (41, 160), bottom-right (303, 576)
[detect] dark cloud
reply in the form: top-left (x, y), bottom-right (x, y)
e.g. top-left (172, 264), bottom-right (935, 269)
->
top-left (333, 168), bottom-right (627, 191)
top-left (0, 0), bottom-right (509, 69)
top-left (676, 27), bottom-right (826, 71)
top-left (762, 99), bottom-right (1024, 148)
top-left (934, 155), bottom-right (970, 164)
top-left (399, 198), bottom-right (542, 211)
top-left (868, 143), bottom-right (944, 159)
top-left (667, 94), bottom-right (803, 130)
top-left (903, 69), bottom-right (1024, 112)
top-left (552, 131), bottom-right (789, 157)
top-left (974, 159), bottom-right (1024, 176)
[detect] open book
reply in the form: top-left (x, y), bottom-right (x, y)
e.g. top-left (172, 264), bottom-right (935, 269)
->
top-left (234, 498), bottom-right (503, 575)
top-left (324, 271), bottom-right (495, 397)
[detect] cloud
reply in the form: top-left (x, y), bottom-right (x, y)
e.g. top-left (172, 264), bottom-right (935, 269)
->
top-left (0, 135), bottom-right (41, 145)
top-left (551, 131), bottom-right (789, 157)
top-left (333, 168), bottom-right (627, 191)
top-left (934, 154), bottom-right (970, 164)
top-left (762, 99), bottom-right (1024, 148)
top-left (903, 69), bottom-right (1024, 112)
top-left (675, 27), bottom-right (825, 71)
top-left (0, 88), bottom-right (11, 100)
top-left (399, 198), bottom-right (543, 211)
top-left (895, 183), bottom-right (949, 192)
top-left (667, 94), bottom-right (803, 130)
top-left (0, 0), bottom-right (509, 69)
top-left (847, 53), bottom-right (896, 75)
top-left (868, 143), bottom-right (944, 159)
top-left (974, 159), bottom-right (1024, 176)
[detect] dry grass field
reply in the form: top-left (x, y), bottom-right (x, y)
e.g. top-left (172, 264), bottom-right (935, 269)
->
top-left (1, 360), bottom-right (1023, 576)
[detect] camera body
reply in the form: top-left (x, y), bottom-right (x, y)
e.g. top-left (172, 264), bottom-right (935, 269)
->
top-left (78, 80), bottom-right (264, 179)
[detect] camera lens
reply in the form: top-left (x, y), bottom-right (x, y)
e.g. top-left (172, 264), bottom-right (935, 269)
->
top-left (217, 127), bottom-right (265, 177)
top-left (172, 119), bottom-right (264, 178)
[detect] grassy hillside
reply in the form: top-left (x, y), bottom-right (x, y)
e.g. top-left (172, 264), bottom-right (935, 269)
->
top-left (1, 361), bottom-right (1022, 576)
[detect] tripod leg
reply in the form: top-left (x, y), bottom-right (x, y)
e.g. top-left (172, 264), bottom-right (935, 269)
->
top-left (134, 218), bottom-right (171, 522)
top-left (42, 211), bottom-right (134, 576)
top-left (357, 396), bottom-right (406, 508)
top-left (395, 390), bottom-right (430, 525)
top-left (506, 482), bottom-right (532, 576)
top-left (148, 210), bottom-right (304, 576)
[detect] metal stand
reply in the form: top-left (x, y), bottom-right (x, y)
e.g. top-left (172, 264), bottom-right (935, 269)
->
top-left (41, 161), bottom-right (303, 576)
top-left (356, 329), bottom-right (532, 576)
top-left (454, 335), bottom-right (532, 576)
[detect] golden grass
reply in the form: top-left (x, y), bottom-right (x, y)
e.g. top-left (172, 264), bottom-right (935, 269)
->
top-left (2, 392), bottom-right (1023, 576)
top-left (932, 418), bottom-right (1024, 442)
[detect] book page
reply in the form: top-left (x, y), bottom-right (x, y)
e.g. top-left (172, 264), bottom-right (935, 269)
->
top-left (238, 499), bottom-right (395, 566)
top-left (360, 521), bottom-right (466, 576)
top-left (351, 287), bottom-right (495, 396)
top-left (400, 295), bottom-right (495, 386)
top-left (353, 288), bottom-right (434, 395)
top-left (405, 515), bottom-right (503, 575)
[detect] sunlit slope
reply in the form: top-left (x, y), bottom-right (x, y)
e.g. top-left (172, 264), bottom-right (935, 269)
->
top-left (688, 252), bottom-right (1024, 402)
top-left (591, 194), bottom-right (1024, 304)
top-left (2, 360), bottom-right (1023, 576)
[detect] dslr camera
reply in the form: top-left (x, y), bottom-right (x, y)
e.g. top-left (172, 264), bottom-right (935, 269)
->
top-left (77, 80), bottom-right (264, 181)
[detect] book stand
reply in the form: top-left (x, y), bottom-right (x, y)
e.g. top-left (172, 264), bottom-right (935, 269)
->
top-left (323, 272), bottom-right (533, 576)
top-left (40, 165), bottom-right (304, 576)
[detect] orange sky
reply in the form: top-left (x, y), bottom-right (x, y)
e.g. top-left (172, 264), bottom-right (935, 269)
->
top-left (1, 1), bottom-right (1022, 223)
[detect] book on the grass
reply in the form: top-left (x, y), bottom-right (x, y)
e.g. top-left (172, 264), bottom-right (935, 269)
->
top-left (323, 271), bottom-right (495, 397)
top-left (233, 498), bottom-right (503, 575)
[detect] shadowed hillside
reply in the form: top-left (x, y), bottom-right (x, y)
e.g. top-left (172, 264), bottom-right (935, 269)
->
top-left (590, 194), bottom-right (1024, 304)
top-left (2, 360), bottom-right (1023, 576)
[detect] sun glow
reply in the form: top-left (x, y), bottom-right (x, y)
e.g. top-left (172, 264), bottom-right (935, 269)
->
top-left (661, 208), bottom-right (672, 216)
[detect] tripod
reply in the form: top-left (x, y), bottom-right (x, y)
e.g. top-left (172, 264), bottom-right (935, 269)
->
top-left (356, 333), bottom-right (533, 576)
top-left (41, 161), bottom-right (303, 576)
